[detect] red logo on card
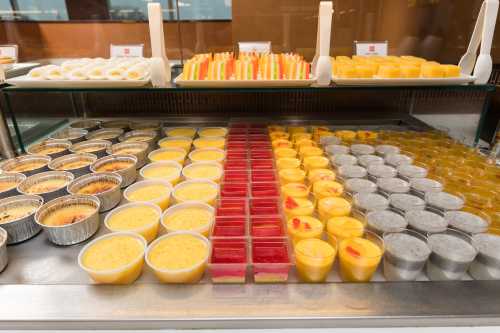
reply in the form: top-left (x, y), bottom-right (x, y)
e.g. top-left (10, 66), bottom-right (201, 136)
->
top-left (368, 45), bottom-right (375, 52)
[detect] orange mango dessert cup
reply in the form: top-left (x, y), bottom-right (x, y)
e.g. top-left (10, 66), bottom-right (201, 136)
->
top-left (318, 197), bottom-right (352, 222)
top-left (294, 238), bottom-right (337, 283)
top-left (198, 127), bottom-right (228, 138)
top-left (274, 147), bottom-right (298, 159)
top-left (78, 232), bottom-right (147, 284)
top-left (140, 161), bottom-right (182, 185)
top-left (161, 201), bottom-right (214, 237)
top-left (188, 148), bottom-right (226, 164)
top-left (279, 168), bottom-right (306, 185)
top-left (148, 147), bottom-right (187, 164)
top-left (326, 216), bottom-right (365, 245)
top-left (146, 231), bottom-right (210, 284)
top-left (172, 179), bottom-right (219, 206)
top-left (283, 196), bottom-right (315, 219)
top-left (181, 161), bottom-right (223, 183)
top-left (298, 146), bottom-right (324, 158)
top-left (158, 136), bottom-right (193, 152)
top-left (308, 168), bottom-right (336, 183)
top-left (303, 156), bottom-right (330, 171)
top-left (295, 139), bottom-right (317, 149)
top-left (338, 231), bottom-right (384, 282)
top-left (287, 216), bottom-right (324, 246)
top-left (269, 131), bottom-right (290, 141)
top-left (276, 157), bottom-right (301, 170)
top-left (281, 182), bottom-right (310, 198)
top-left (124, 179), bottom-right (173, 211)
top-left (104, 202), bottom-right (162, 243)
top-left (164, 127), bottom-right (197, 138)
top-left (272, 139), bottom-right (293, 150)
top-left (312, 180), bottom-right (344, 199)
top-left (193, 137), bottom-right (226, 150)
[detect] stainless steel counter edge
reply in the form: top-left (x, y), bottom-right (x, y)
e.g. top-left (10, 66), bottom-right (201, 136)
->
top-left (1, 281), bottom-right (500, 329)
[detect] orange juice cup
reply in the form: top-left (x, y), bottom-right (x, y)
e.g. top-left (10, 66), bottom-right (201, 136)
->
top-left (294, 238), bottom-right (337, 283)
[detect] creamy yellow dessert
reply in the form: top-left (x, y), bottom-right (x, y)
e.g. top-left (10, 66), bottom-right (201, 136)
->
top-left (327, 216), bottom-right (364, 244)
top-left (276, 157), bottom-right (301, 170)
top-left (198, 127), bottom-right (228, 138)
top-left (442, 64), bottom-right (460, 77)
top-left (125, 182), bottom-right (172, 210)
top-left (308, 168), bottom-right (336, 183)
top-left (303, 156), bottom-right (329, 171)
top-left (193, 137), bottom-right (226, 150)
top-left (41, 204), bottom-right (96, 226)
top-left (338, 236), bottom-right (383, 282)
top-left (295, 139), bottom-right (317, 149)
top-left (0, 205), bottom-right (37, 224)
top-left (378, 65), bottom-right (401, 78)
top-left (173, 180), bottom-right (218, 206)
top-left (269, 131), bottom-right (290, 140)
top-left (299, 146), bottom-right (323, 158)
top-left (10, 162), bottom-right (46, 172)
top-left (312, 180), bottom-right (344, 199)
top-left (274, 148), bottom-right (297, 159)
top-left (149, 148), bottom-right (187, 164)
top-left (0, 180), bottom-right (19, 192)
top-left (165, 127), bottom-right (197, 138)
top-left (283, 196), bottom-right (315, 219)
top-left (288, 126), bottom-right (307, 134)
top-left (295, 238), bottom-right (336, 282)
top-left (335, 130), bottom-right (356, 141)
top-left (318, 197), bottom-right (352, 222)
top-left (421, 63), bottom-right (444, 78)
top-left (114, 147), bottom-right (143, 155)
top-left (79, 233), bottom-right (146, 284)
top-left (182, 162), bottom-right (223, 183)
top-left (272, 139), bottom-right (293, 150)
top-left (162, 203), bottom-right (213, 236)
top-left (141, 162), bottom-right (182, 185)
top-left (37, 147), bottom-right (66, 155)
top-left (76, 180), bottom-right (117, 195)
top-left (291, 133), bottom-right (312, 143)
top-left (95, 160), bottom-right (133, 172)
top-left (279, 168), bottom-right (306, 184)
top-left (189, 148), bottom-right (225, 163)
top-left (281, 183), bottom-right (310, 198)
top-left (147, 233), bottom-right (209, 283)
top-left (106, 204), bottom-right (161, 243)
top-left (287, 216), bottom-right (324, 245)
top-left (158, 137), bottom-right (193, 152)
top-left (25, 178), bottom-right (68, 194)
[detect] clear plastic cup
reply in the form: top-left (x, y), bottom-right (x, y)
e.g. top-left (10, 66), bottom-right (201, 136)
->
top-left (148, 147), bottom-right (187, 164)
top-left (295, 238), bottom-right (336, 283)
top-left (172, 179), bottom-right (219, 206)
top-left (140, 161), bottom-right (182, 185)
top-left (124, 179), bottom-right (173, 211)
top-left (470, 229), bottom-right (500, 280)
top-left (182, 161), bottom-right (223, 183)
top-left (161, 201), bottom-right (214, 237)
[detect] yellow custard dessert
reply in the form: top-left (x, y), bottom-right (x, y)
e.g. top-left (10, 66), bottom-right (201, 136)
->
top-left (287, 216), bottom-right (324, 245)
top-left (125, 181), bottom-right (172, 210)
top-left (279, 168), bottom-right (306, 184)
top-left (141, 162), bottom-right (182, 185)
top-left (0, 181), bottom-right (19, 192)
top-left (281, 183), bottom-right (310, 198)
top-left (114, 147), bottom-right (143, 155)
top-left (189, 148), bottom-right (225, 163)
top-left (25, 178), bottom-right (68, 194)
top-left (158, 137), bottom-right (193, 152)
top-left (295, 238), bottom-right (336, 282)
top-left (400, 65), bottom-right (420, 78)
top-left (79, 233), bottom-right (146, 284)
top-left (123, 135), bottom-right (153, 143)
top-left (288, 126), bottom-right (307, 134)
top-left (41, 204), bottom-right (96, 226)
top-left (173, 180), bottom-right (218, 206)
top-left (327, 216), bottom-right (364, 245)
top-left (193, 137), bottom-right (226, 150)
top-left (272, 139), bottom-right (293, 150)
top-left (442, 64), bottom-right (460, 78)
top-left (283, 196), bottom-right (315, 219)
top-left (165, 127), bottom-right (197, 138)
top-left (335, 130), bottom-right (356, 141)
top-left (318, 197), bottom-right (352, 222)
top-left (356, 130), bottom-right (378, 141)
top-left (57, 160), bottom-right (91, 171)
top-left (269, 131), bottom-right (290, 140)
top-left (37, 147), bottom-right (66, 155)
top-left (274, 147), bottom-right (297, 159)
top-left (95, 160), bottom-right (133, 172)
top-left (10, 162), bottom-right (46, 172)
top-left (149, 148), bottom-right (187, 164)
top-left (308, 168), bottom-right (336, 183)
top-left (162, 203), bottom-right (214, 236)
top-left (75, 146), bottom-right (105, 154)
top-left (378, 65), bottom-right (401, 78)
top-left (0, 205), bottom-right (37, 224)
top-left (198, 127), bottom-right (228, 138)
top-left (147, 233), bottom-right (209, 283)
top-left (312, 180), bottom-right (344, 199)
top-left (291, 132), bottom-right (312, 143)
top-left (295, 139), bottom-right (317, 149)
top-left (303, 156), bottom-right (329, 171)
top-left (276, 157), bottom-right (301, 170)
top-left (182, 162), bottom-right (223, 183)
top-left (299, 146), bottom-right (323, 158)
top-left (76, 180), bottom-right (117, 195)
top-left (338, 236), bottom-right (383, 282)
top-left (105, 204), bottom-right (161, 243)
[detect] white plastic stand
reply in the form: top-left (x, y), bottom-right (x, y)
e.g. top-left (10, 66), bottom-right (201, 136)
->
top-left (148, 3), bottom-right (171, 87)
top-left (314, 1), bottom-right (333, 86)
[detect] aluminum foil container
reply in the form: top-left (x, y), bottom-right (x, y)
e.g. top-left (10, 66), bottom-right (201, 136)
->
top-left (107, 142), bottom-right (148, 169)
top-left (49, 128), bottom-right (88, 144)
top-left (0, 194), bottom-right (44, 244)
top-left (130, 121), bottom-right (161, 134)
top-left (48, 153), bottom-right (97, 178)
top-left (26, 140), bottom-right (72, 159)
top-left (70, 119), bottom-right (101, 131)
top-left (17, 171), bottom-right (74, 202)
top-left (100, 120), bottom-right (130, 130)
top-left (91, 155), bottom-right (138, 188)
top-left (86, 128), bottom-right (124, 144)
top-left (0, 173), bottom-right (26, 199)
top-left (118, 130), bottom-right (158, 151)
top-left (0, 227), bottom-right (8, 272)
top-left (68, 172), bottom-right (122, 212)
top-left (70, 140), bottom-right (112, 158)
top-left (35, 194), bottom-right (100, 246)
top-left (1, 155), bottom-right (51, 177)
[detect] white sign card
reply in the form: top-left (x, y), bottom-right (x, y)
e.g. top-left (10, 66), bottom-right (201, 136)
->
top-left (238, 41), bottom-right (271, 53)
top-left (110, 44), bottom-right (144, 58)
top-left (354, 41), bottom-right (388, 56)
top-left (0, 45), bottom-right (18, 61)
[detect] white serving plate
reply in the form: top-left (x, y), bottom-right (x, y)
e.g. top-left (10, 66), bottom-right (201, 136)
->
top-left (332, 74), bottom-right (476, 86)
top-left (174, 74), bottom-right (315, 88)
top-left (6, 75), bottom-right (150, 88)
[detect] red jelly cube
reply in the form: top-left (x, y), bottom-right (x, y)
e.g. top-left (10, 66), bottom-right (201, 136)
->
top-left (251, 217), bottom-right (285, 237)
top-left (223, 171), bottom-right (249, 182)
top-left (212, 217), bottom-right (246, 237)
top-left (251, 183), bottom-right (279, 197)
top-left (250, 151), bottom-right (273, 159)
top-left (224, 159), bottom-right (248, 170)
top-left (250, 198), bottom-right (280, 215)
top-left (217, 198), bottom-right (247, 216)
top-left (251, 160), bottom-right (274, 170)
top-left (251, 170), bottom-right (276, 182)
top-left (220, 183), bottom-right (248, 198)
top-left (251, 240), bottom-right (291, 283)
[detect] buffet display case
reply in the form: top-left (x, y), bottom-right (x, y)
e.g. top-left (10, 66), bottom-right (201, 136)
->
top-left (0, 0), bottom-right (500, 330)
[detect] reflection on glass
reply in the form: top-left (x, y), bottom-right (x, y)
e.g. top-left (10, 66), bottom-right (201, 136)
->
top-left (1, 0), bottom-right (68, 21)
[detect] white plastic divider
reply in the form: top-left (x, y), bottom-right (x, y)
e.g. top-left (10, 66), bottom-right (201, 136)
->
top-left (314, 1), bottom-right (333, 86)
top-left (147, 2), bottom-right (171, 87)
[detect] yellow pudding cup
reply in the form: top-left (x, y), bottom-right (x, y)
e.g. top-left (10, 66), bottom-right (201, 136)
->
top-left (188, 148), bottom-right (226, 164)
top-left (173, 179), bottom-right (219, 206)
top-left (326, 216), bottom-right (364, 245)
top-left (318, 197), bottom-right (352, 222)
top-left (295, 139), bottom-right (317, 149)
top-left (299, 146), bottom-right (324, 158)
top-left (124, 179), bottom-right (173, 211)
top-left (287, 216), bottom-right (324, 246)
top-left (268, 125), bottom-right (286, 132)
top-left (193, 137), bottom-right (226, 150)
top-left (338, 231), bottom-right (384, 282)
top-left (269, 131), bottom-right (290, 140)
top-left (288, 127), bottom-right (308, 135)
top-left (164, 127), bottom-right (197, 138)
top-left (308, 168), bottom-right (336, 183)
top-left (295, 238), bottom-right (336, 283)
top-left (335, 130), bottom-right (356, 141)
top-left (274, 147), bottom-right (297, 159)
top-left (312, 180), bottom-right (344, 199)
top-left (283, 196), bottom-right (315, 219)
top-left (148, 147), bottom-right (187, 164)
top-left (78, 232), bottom-right (147, 284)
top-left (279, 168), bottom-right (306, 184)
top-left (291, 132), bottom-right (312, 143)
top-left (140, 161), bottom-right (182, 185)
top-left (400, 65), bottom-right (420, 78)
top-left (158, 136), bottom-right (193, 152)
top-left (182, 161), bottom-right (223, 183)
top-left (198, 127), bottom-right (228, 138)
top-left (276, 157), bottom-right (301, 170)
top-left (161, 201), bottom-right (214, 237)
top-left (272, 139), bottom-right (293, 150)
top-left (303, 156), bottom-right (329, 171)
top-left (105, 202), bottom-right (162, 243)
top-left (421, 63), bottom-right (444, 78)
top-left (378, 65), bottom-right (401, 78)
top-left (146, 231), bottom-right (210, 283)
top-left (281, 182), bottom-right (310, 198)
